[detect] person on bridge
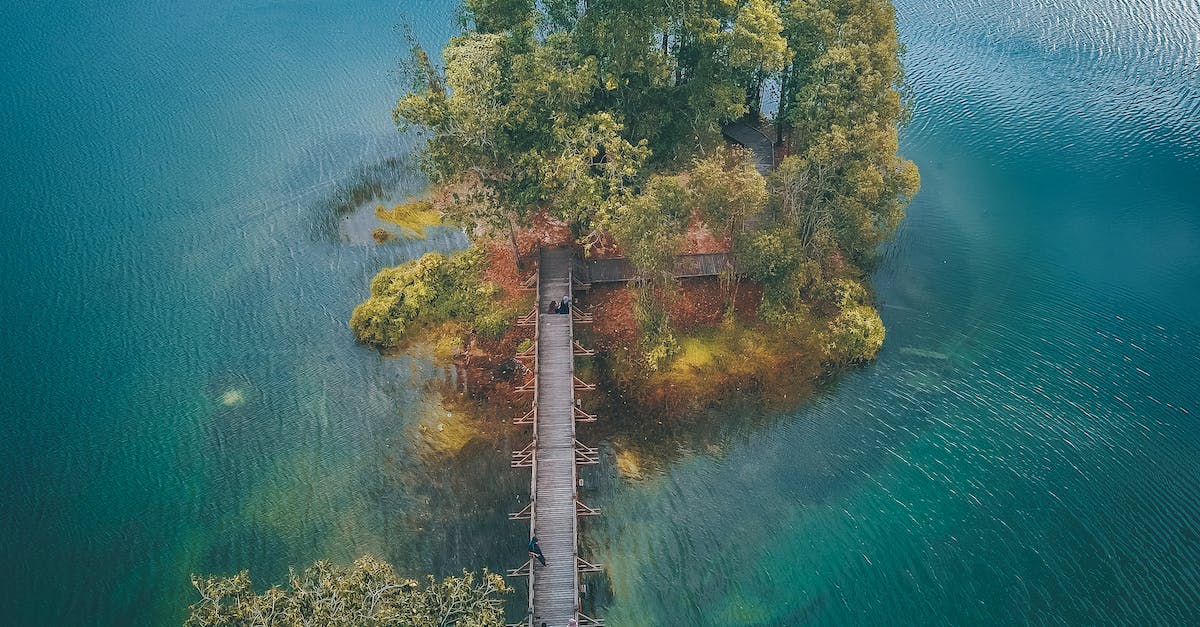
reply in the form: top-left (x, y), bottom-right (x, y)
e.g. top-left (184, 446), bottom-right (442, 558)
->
top-left (560, 294), bottom-right (570, 313)
top-left (528, 535), bottom-right (547, 565)
top-left (549, 299), bottom-right (559, 314)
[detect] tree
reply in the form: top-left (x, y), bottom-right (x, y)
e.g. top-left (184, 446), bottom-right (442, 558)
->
top-left (734, 228), bottom-right (803, 286)
top-left (185, 555), bottom-right (510, 627)
top-left (609, 175), bottom-right (688, 278)
top-left (770, 0), bottom-right (919, 263)
top-left (538, 112), bottom-right (651, 237)
top-left (395, 29), bottom-right (653, 250)
top-left (686, 147), bottom-right (768, 315)
top-left (350, 250), bottom-right (513, 349)
top-left (688, 147), bottom-right (768, 240)
top-left (461, 0), bottom-right (534, 33)
top-left (730, 0), bottom-right (790, 118)
top-left (767, 154), bottom-right (833, 252)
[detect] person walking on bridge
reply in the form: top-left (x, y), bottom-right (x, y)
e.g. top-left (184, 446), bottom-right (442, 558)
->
top-left (528, 535), bottom-right (547, 565)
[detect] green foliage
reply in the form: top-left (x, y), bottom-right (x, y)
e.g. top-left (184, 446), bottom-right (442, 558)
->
top-left (689, 147), bottom-right (768, 238)
top-left (834, 278), bottom-right (869, 309)
top-left (758, 259), bottom-right (822, 326)
top-left (610, 175), bottom-right (689, 277)
top-left (185, 555), bottom-right (510, 627)
top-left (730, 0), bottom-right (790, 74)
top-left (774, 0), bottom-right (920, 263)
top-left (395, 28), bottom-right (647, 239)
top-left (350, 250), bottom-right (514, 350)
top-left (389, 0), bottom-right (919, 348)
top-left (731, 0), bottom-right (791, 115)
top-left (462, 0), bottom-right (534, 33)
top-left (633, 285), bottom-right (679, 372)
top-left (735, 228), bottom-right (803, 286)
top-left (826, 304), bottom-right (885, 364)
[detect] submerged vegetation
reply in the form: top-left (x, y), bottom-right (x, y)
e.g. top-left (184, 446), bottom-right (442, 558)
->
top-left (375, 199), bottom-right (441, 239)
top-left (186, 556), bottom-right (509, 626)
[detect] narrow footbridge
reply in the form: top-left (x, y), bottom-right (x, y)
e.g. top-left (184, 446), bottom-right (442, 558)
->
top-left (509, 248), bottom-right (603, 627)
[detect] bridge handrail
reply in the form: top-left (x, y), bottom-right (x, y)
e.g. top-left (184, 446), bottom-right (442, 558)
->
top-left (524, 251), bottom-right (542, 624)
top-left (566, 256), bottom-right (582, 620)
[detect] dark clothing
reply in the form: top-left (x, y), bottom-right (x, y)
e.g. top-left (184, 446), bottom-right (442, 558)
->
top-left (549, 300), bottom-right (559, 314)
top-left (528, 536), bottom-right (547, 565)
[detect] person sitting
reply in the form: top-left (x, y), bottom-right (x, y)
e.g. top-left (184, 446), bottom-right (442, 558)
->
top-left (560, 294), bottom-right (570, 313)
top-left (550, 299), bottom-right (560, 314)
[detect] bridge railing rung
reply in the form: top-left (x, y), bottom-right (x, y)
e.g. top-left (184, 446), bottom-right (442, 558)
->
top-left (506, 559), bottom-right (532, 578)
top-left (576, 557), bottom-right (604, 573)
top-left (508, 502), bottom-right (533, 520)
top-left (514, 407), bottom-right (535, 425)
top-left (575, 500), bottom-right (601, 517)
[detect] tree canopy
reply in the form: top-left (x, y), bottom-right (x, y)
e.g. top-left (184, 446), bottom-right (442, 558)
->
top-left (390, 0), bottom-right (918, 365)
top-left (350, 249), bottom-right (516, 349)
top-left (397, 0), bottom-right (915, 262)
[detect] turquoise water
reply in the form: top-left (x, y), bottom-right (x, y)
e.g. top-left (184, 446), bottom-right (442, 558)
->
top-left (2, 0), bottom-right (1198, 624)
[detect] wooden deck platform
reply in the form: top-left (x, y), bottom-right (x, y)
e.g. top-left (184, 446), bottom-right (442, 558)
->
top-left (722, 120), bottom-right (775, 175)
top-left (510, 248), bottom-right (603, 627)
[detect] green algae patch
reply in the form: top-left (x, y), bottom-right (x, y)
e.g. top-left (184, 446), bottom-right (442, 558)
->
top-left (220, 388), bottom-right (246, 407)
top-left (374, 199), bottom-right (440, 239)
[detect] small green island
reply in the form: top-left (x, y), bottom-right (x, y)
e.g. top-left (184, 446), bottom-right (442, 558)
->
top-left (189, 0), bottom-right (917, 623)
top-left (352, 0), bottom-right (918, 413)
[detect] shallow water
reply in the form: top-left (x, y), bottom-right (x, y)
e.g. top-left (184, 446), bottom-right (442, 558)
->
top-left (1, 0), bottom-right (1198, 624)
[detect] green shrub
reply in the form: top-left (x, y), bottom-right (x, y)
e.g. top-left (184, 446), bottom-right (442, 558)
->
top-left (736, 229), bottom-right (802, 285)
top-left (826, 305), bottom-right (885, 364)
top-left (632, 285), bottom-right (679, 371)
top-left (758, 258), bottom-right (821, 328)
top-left (350, 248), bottom-right (515, 350)
top-left (834, 278), bottom-right (869, 309)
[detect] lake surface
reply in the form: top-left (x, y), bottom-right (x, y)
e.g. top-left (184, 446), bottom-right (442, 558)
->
top-left (2, 0), bottom-right (1198, 624)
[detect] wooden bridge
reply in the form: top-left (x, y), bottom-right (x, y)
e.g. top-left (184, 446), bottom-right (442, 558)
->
top-left (586, 252), bottom-right (731, 284)
top-left (509, 248), bottom-right (603, 627)
top-left (722, 119), bottom-right (775, 175)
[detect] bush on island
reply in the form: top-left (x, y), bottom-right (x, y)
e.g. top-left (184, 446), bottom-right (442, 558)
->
top-left (350, 249), bottom-right (514, 350)
top-left (826, 305), bottom-right (886, 364)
